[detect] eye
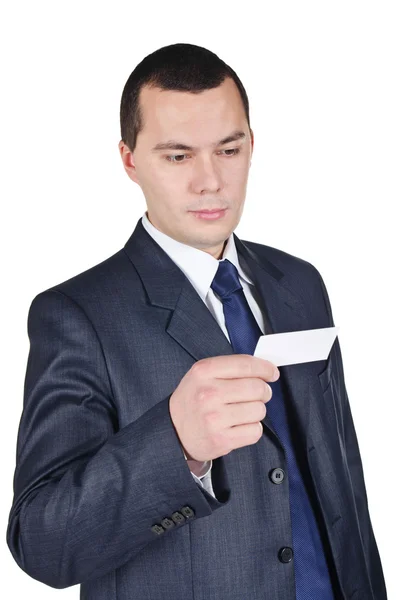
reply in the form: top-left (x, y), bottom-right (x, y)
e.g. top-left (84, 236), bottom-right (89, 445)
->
top-left (165, 148), bottom-right (241, 164)
top-left (222, 148), bottom-right (241, 157)
top-left (166, 154), bottom-right (187, 163)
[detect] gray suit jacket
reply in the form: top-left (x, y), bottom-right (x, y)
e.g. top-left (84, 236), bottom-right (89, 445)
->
top-left (7, 218), bottom-right (387, 599)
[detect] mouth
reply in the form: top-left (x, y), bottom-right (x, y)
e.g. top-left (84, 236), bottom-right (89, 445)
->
top-left (189, 208), bottom-right (228, 221)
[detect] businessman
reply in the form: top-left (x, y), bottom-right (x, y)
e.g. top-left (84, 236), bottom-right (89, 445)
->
top-left (7, 43), bottom-right (387, 599)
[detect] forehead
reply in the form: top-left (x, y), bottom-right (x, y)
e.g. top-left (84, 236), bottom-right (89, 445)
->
top-left (138, 77), bottom-right (246, 136)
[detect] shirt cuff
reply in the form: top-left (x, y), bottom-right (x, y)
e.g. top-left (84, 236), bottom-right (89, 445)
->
top-left (191, 459), bottom-right (213, 478)
top-left (182, 449), bottom-right (213, 479)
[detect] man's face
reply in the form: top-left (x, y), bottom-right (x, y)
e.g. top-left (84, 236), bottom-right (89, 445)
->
top-left (119, 77), bottom-right (254, 259)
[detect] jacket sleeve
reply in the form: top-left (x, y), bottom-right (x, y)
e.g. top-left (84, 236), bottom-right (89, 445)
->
top-left (313, 265), bottom-right (388, 599)
top-left (6, 290), bottom-right (230, 589)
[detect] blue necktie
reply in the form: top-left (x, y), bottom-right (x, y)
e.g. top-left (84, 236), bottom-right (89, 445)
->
top-left (211, 259), bottom-right (336, 600)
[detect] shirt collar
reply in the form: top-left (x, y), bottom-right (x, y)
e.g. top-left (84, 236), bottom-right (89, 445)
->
top-left (141, 211), bottom-right (253, 302)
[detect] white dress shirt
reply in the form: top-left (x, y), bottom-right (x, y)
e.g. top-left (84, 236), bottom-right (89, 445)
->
top-left (141, 211), bottom-right (266, 498)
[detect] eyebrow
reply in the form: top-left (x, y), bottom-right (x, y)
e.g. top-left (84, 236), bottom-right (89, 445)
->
top-left (151, 130), bottom-right (247, 152)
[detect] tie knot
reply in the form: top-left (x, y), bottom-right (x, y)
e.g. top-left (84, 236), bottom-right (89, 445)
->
top-left (210, 259), bottom-right (242, 299)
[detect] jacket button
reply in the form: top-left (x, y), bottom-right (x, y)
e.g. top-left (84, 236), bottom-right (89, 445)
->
top-left (171, 511), bottom-right (186, 525)
top-left (151, 524), bottom-right (165, 535)
top-left (278, 547), bottom-right (293, 563)
top-left (269, 468), bottom-right (285, 484)
top-left (161, 517), bottom-right (175, 530)
top-left (181, 506), bottom-right (195, 519)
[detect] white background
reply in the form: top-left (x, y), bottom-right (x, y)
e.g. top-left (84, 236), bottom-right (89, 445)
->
top-left (1, 1), bottom-right (396, 597)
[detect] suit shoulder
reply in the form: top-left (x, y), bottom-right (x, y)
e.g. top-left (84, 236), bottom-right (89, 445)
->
top-left (30, 248), bottom-right (135, 306)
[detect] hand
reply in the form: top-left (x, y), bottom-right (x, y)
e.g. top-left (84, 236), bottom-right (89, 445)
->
top-left (169, 354), bottom-right (280, 462)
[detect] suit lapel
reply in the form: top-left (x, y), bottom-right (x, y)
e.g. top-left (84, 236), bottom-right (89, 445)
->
top-left (124, 219), bottom-right (319, 448)
top-left (233, 235), bottom-right (313, 443)
top-left (123, 218), bottom-right (234, 361)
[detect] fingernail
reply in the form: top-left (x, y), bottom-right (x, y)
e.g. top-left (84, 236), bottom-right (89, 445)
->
top-left (271, 368), bottom-right (280, 381)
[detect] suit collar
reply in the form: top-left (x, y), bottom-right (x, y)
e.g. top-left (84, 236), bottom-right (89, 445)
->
top-left (124, 218), bottom-right (300, 307)
top-left (140, 211), bottom-right (254, 304)
top-left (123, 217), bottom-right (306, 341)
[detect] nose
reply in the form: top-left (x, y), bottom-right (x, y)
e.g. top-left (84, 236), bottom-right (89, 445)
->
top-left (191, 156), bottom-right (222, 195)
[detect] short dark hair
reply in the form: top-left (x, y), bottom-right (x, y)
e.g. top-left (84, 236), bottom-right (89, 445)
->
top-left (120, 43), bottom-right (251, 154)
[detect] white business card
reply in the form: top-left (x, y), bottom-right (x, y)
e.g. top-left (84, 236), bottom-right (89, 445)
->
top-left (254, 326), bottom-right (339, 367)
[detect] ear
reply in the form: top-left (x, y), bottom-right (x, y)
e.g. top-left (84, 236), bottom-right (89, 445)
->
top-left (118, 140), bottom-right (140, 185)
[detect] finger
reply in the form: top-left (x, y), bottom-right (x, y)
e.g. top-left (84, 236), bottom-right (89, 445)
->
top-left (218, 377), bottom-right (273, 404)
top-left (199, 354), bottom-right (279, 382)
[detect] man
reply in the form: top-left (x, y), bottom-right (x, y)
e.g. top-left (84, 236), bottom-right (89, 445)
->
top-left (7, 43), bottom-right (387, 599)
